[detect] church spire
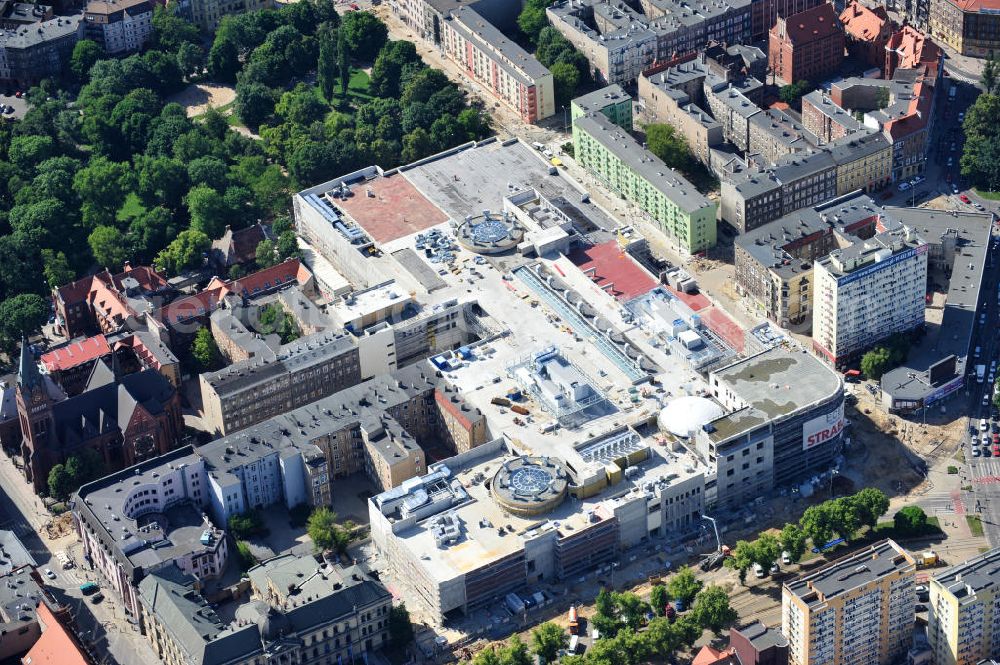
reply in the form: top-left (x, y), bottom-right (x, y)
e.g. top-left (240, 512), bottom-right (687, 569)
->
top-left (16, 336), bottom-right (42, 391)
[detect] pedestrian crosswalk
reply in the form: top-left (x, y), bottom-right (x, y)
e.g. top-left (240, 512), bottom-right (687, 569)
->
top-left (972, 458), bottom-right (1000, 479)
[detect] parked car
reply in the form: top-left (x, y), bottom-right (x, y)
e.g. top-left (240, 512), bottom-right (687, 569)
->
top-left (43, 568), bottom-right (54, 580)
top-left (782, 550), bottom-right (792, 565)
top-left (961, 194), bottom-right (972, 204)
top-left (753, 563), bottom-right (765, 578)
top-left (90, 593), bottom-right (104, 604)
top-left (974, 447), bottom-right (982, 457)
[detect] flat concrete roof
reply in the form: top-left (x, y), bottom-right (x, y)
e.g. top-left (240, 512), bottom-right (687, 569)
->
top-left (334, 173), bottom-right (449, 244)
top-left (881, 207), bottom-right (993, 400)
top-left (785, 539), bottom-right (913, 610)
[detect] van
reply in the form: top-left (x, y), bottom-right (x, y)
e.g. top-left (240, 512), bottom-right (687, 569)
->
top-left (569, 635), bottom-right (580, 654)
top-left (531, 142), bottom-right (544, 151)
top-left (753, 563), bottom-right (765, 578)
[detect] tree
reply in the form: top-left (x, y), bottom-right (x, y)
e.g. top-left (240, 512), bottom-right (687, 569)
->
top-left (518, 0), bottom-right (553, 44)
top-left (0, 294), bottom-right (49, 348)
top-left (236, 540), bottom-right (257, 571)
top-left (255, 239), bottom-right (277, 268)
top-left (646, 123), bottom-right (692, 172)
top-left (543, 61), bottom-right (576, 107)
top-left (155, 229), bottom-right (210, 275)
top-left (691, 585), bottom-right (737, 632)
top-left (338, 11), bottom-right (388, 62)
top-left (614, 591), bottom-right (649, 631)
top-left (861, 346), bottom-right (891, 380)
top-left (337, 27), bottom-right (350, 97)
top-left (235, 83), bottom-right (278, 131)
top-left (779, 80), bottom-right (811, 106)
top-left (276, 84), bottom-right (328, 127)
top-left (650, 584), bottom-right (670, 616)
top-left (88, 226), bottom-right (131, 270)
top-left (208, 36), bottom-right (240, 83)
top-left (177, 42), bottom-right (205, 79)
top-left (498, 635), bottom-right (532, 665)
top-left (71, 40), bottom-right (104, 81)
top-left (754, 532), bottom-right (781, 570)
top-left (530, 622), bottom-right (566, 663)
top-left (307, 506), bottom-right (351, 554)
top-left (318, 27), bottom-right (338, 101)
top-left (894, 505), bottom-right (929, 535)
top-left (73, 157), bottom-right (132, 228)
top-left (828, 496), bottom-right (863, 541)
top-left (779, 523), bottom-right (807, 563)
top-left (800, 503), bottom-right (835, 548)
top-left (875, 86), bottom-right (891, 109)
top-left (275, 230), bottom-right (300, 262)
top-left (48, 464), bottom-right (73, 500)
top-left (852, 488), bottom-right (890, 529)
top-left (371, 40), bottom-right (421, 98)
top-left (725, 539), bottom-right (755, 585)
top-left (191, 327), bottom-right (221, 370)
top-left (388, 604), bottom-right (414, 651)
top-left (187, 185), bottom-right (229, 238)
top-left (983, 54), bottom-right (997, 95)
top-left (41, 250), bottom-right (74, 289)
top-left (227, 511), bottom-right (264, 539)
top-left (666, 566), bottom-right (702, 606)
top-left (10, 135), bottom-right (55, 174)
top-left (961, 94), bottom-right (1000, 192)
top-left (151, 6), bottom-right (200, 51)
top-left (472, 648), bottom-right (502, 665)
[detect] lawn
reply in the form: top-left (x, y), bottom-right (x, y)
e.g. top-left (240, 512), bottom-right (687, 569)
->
top-left (347, 68), bottom-right (373, 101)
top-left (967, 515), bottom-right (985, 537)
top-left (116, 192), bottom-right (146, 222)
top-left (975, 188), bottom-right (1000, 200)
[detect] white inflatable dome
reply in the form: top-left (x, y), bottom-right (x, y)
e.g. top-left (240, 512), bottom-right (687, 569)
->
top-left (657, 396), bottom-right (724, 438)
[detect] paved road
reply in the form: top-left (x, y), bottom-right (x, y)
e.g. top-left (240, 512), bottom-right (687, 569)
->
top-left (0, 453), bottom-right (156, 665)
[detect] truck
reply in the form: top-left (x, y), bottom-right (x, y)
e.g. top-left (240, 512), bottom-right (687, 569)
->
top-left (978, 364), bottom-right (986, 383)
top-left (568, 606), bottom-right (579, 635)
top-left (917, 551), bottom-right (939, 568)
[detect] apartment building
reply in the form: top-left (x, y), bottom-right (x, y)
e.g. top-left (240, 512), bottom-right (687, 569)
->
top-left (812, 225), bottom-right (928, 367)
top-left (439, 6), bottom-right (553, 123)
top-left (733, 192), bottom-right (880, 328)
top-left (546, 0), bottom-right (751, 85)
top-left (572, 112), bottom-right (717, 254)
top-left (721, 129), bottom-right (890, 233)
top-left (929, 0), bottom-right (1000, 56)
top-left (802, 91), bottom-right (862, 143)
top-left (840, 1), bottom-right (894, 69)
top-left (0, 15), bottom-right (79, 87)
top-left (199, 328), bottom-right (362, 436)
top-left (769, 3), bottom-right (845, 85)
top-left (83, 0), bottom-right (153, 54)
top-left (138, 561), bottom-right (391, 665)
top-left (571, 84), bottom-right (633, 130)
top-left (750, 0), bottom-right (826, 41)
top-left (638, 61), bottom-right (724, 164)
top-left (929, 547), bottom-right (1000, 665)
top-left (179, 0), bottom-right (270, 31)
top-left (782, 539), bottom-right (916, 665)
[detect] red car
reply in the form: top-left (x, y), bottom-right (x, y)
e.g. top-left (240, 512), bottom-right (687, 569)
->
top-left (13, 91), bottom-right (20, 98)
top-left (992, 444), bottom-right (999, 457)
top-left (960, 194), bottom-right (972, 204)
top-left (993, 432), bottom-right (999, 444)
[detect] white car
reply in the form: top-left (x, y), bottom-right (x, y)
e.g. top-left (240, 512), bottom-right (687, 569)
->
top-left (753, 563), bottom-right (765, 578)
top-left (782, 550), bottom-right (792, 565)
top-left (899, 182), bottom-right (911, 192)
top-left (43, 568), bottom-right (55, 580)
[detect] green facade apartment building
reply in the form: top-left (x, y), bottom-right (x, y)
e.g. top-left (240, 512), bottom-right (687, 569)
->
top-left (571, 84), bottom-right (634, 131)
top-left (572, 112), bottom-right (717, 254)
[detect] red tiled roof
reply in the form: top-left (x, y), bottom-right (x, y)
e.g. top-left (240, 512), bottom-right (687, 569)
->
top-left (887, 25), bottom-right (941, 72)
top-left (158, 259), bottom-right (312, 327)
top-left (779, 3), bottom-right (842, 44)
top-left (951, 0), bottom-right (1000, 11)
top-left (693, 646), bottom-right (737, 665)
top-left (840, 1), bottom-right (890, 41)
top-left (41, 335), bottom-right (111, 372)
top-left (883, 80), bottom-right (933, 139)
top-left (21, 603), bottom-right (89, 665)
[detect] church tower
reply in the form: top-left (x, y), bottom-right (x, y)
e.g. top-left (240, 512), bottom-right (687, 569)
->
top-left (14, 339), bottom-right (54, 491)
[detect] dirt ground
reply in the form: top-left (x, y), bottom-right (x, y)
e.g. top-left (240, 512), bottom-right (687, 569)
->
top-left (168, 83), bottom-right (237, 118)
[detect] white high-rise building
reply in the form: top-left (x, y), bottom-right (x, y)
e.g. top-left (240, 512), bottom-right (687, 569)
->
top-left (812, 224), bottom-right (927, 367)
